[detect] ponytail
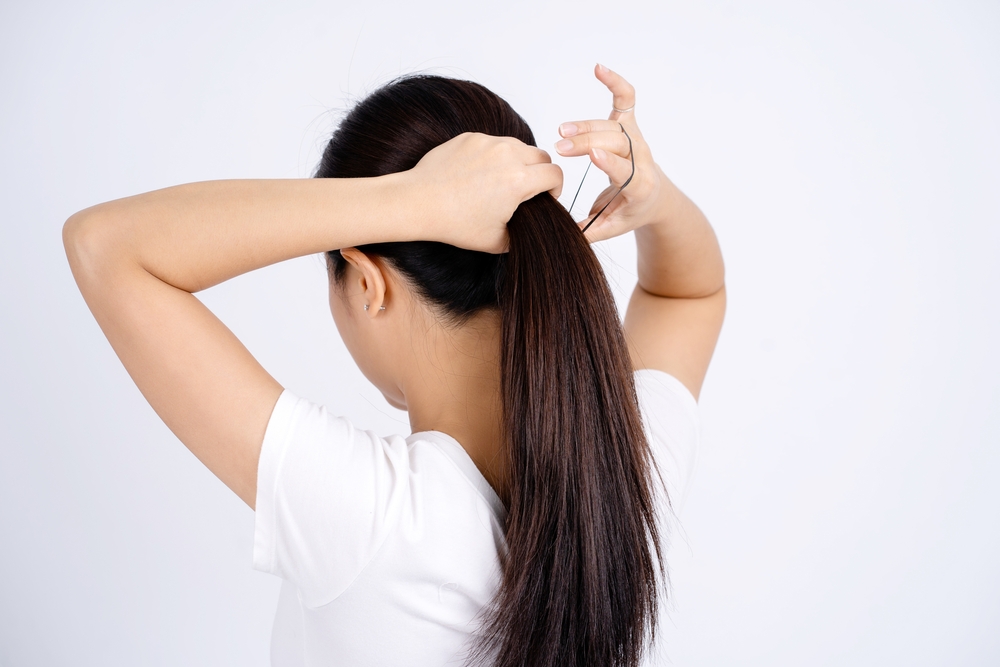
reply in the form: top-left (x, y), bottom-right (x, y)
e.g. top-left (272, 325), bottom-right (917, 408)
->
top-left (469, 193), bottom-right (663, 667)
top-left (317, 74), bottom-right (666, 667)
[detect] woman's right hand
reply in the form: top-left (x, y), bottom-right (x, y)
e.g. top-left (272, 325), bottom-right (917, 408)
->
top-left (407, 132), bottom-right (563, 254)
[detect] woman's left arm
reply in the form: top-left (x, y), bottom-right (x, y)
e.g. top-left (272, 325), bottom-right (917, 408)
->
top-left (63, 134), bottom-right (561, 508)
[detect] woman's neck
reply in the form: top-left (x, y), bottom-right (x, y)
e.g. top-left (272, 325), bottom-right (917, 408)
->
top-left (401, 310), bottom-right (508, 502)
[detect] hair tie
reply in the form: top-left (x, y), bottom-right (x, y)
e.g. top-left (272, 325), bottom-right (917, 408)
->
top-left (567, 123), bottom-right (635, 234)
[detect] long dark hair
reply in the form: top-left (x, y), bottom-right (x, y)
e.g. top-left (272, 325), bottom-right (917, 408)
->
top-left (316, 75), bottom-right (666, 667)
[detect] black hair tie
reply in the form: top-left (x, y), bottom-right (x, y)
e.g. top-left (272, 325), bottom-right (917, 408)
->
top-left (567, 123), bottom-right (636, 234)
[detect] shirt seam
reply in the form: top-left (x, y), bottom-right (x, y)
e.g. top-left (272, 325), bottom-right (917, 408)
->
top-left (424, 439), bottom-right (507, 526)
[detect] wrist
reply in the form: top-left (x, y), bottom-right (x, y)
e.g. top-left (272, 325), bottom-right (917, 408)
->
top-left (645, 166), bottom-right (682, 231)
top-left (360, 171), bottom-right (432, 245)
top-left (386, 169), bottom-right (445, 244)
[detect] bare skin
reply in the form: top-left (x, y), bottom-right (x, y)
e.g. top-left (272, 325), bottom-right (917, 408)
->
top-left (328, 252), bottom-right (507, 496)
top-left (63, 65), bottom-right (725, 509)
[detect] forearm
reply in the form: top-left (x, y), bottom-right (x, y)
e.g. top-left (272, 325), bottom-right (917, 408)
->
top-left (64, 175), bottom-right (418, 293)
top-left (634, 168), bottom-right (725, 298)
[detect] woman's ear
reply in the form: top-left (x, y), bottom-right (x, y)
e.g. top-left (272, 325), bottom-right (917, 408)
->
top-left (339, 248), bottom-right (387, 317)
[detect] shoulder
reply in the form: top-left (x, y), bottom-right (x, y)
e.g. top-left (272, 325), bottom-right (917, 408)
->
top-left (254, 391), bottom-right (505, 606)
top-left (253, 390), bottom-right (414, 604)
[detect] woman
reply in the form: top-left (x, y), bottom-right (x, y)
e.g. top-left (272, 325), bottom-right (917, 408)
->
top-left (64, 65), bottom-right (725, 666)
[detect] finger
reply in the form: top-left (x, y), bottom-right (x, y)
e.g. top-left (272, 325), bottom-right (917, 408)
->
top-left (580, 220), bottom-right (611, 244)
top-left (500, 135), bottom-right (552, 164)
top-left (578, 186), bottom-right (627, 243)
top-left (523, 146), bottom-right (553, 165)
top-left (594, 64), bottom-right (636, 118)
top-left (558, 119), bottom-right (622, 138)
top-left (549, 180), bottom-right (563, 200)
top-left (589, 147), bottom-right (633, 188)
top-left (524, 162), bottom-right (563, 202)
top-left (496, 136), bottom-right (552, 165)
top-left (577, 204), bottom-right (621, 244)
top-left (554, 130), bottom-right (632, 160)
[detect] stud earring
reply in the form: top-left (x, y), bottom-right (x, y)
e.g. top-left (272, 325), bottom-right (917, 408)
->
top-left (363, 304), bottom-right (369, 311)
top-left (379, 305), bottom-right (386, 311)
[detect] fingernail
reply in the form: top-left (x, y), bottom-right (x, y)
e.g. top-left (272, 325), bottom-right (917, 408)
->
top-left (597, 63), bottom-right (609, 73)
top-left (559, 122), bottom-right (578, 137)
top-left (555, 139), bottom-right (573, 153)
top-left (592, 147), bottom-right (606, 161)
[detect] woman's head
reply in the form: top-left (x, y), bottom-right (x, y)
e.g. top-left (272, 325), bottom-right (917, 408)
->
top-left (316, 75), bottom-right (665, 667)
top-left (315, 79), bottom-right (524, 301)
top-left (317, 76), bottom-right (521, 408)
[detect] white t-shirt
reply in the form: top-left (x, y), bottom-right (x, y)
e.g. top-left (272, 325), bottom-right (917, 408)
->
top-left (252, 368), bottom-right (699, 666)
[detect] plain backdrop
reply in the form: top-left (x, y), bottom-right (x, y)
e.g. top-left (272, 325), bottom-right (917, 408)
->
top-left (1, 0), bottom-right (998, 665)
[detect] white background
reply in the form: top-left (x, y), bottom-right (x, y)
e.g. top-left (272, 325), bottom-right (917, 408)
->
top-left (1, 1), bottom-right (998, 665)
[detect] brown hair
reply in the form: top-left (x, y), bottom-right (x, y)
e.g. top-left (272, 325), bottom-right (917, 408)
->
top-left (316, 75), bottom-right (666, 667)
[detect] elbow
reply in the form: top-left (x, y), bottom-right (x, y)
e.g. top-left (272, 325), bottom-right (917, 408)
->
top-left (63, 206), bottom-right (121, 285)
top-left (62, 210), bottom-right (88, 263)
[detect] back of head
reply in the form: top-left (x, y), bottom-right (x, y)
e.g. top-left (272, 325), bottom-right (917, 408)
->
top-left (316, 75), bottom-right (665, 667)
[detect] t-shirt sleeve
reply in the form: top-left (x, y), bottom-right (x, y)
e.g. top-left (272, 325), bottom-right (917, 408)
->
top-left (633, 369), bottom-right (700, 515)
top-left (252, 389), bottom-right (409, 607)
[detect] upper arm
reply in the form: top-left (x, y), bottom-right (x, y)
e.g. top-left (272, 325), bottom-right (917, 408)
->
top-left (64, 213), bottom-right (282, 509)
top-left (623, 284), bottom-right (726, 400)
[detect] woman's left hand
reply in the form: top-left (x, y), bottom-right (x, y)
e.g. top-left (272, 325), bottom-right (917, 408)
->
top-left (554, 65), bottom-right (668, 243)
top-left (411, 132), bottom-right (564, 254)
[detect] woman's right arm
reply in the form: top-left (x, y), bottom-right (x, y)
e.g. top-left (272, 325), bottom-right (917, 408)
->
top-left (623, 172), bottom-right (726, 400)
top-left (63, 134), bottom-right (561, 509)
top-left (556, 65), bottom-right (725, 399)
